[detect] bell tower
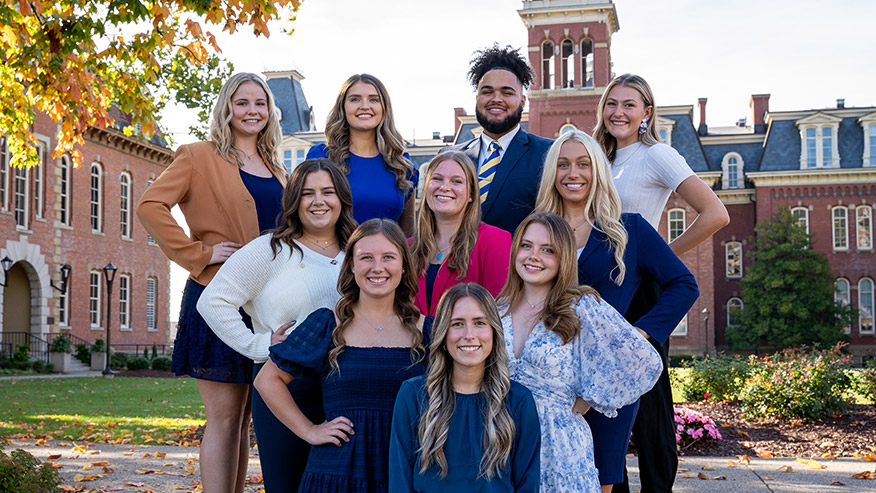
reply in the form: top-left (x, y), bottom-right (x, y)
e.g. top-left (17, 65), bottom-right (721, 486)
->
top-left (518, 0), bottom-right (619, 137)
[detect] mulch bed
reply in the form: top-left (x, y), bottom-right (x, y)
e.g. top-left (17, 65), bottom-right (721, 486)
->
top-left (662, 401), bottom-right (876, 458)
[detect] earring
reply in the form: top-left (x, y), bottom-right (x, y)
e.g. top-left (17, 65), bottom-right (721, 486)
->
top-left (638, 119), bottom-right (648, 135)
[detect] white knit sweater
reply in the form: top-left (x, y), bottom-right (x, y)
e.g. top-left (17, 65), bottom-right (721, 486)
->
top-left (197, 234), bottom-right (343, 363)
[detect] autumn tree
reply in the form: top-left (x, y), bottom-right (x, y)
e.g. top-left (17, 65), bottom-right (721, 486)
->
top-left (0, 0), bottom-right (301, 168)
top-left (728, 207), bottom-right (853, 351)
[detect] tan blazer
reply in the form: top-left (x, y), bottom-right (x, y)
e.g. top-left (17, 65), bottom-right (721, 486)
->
top-left (136, 141), bottom-right (286, 285)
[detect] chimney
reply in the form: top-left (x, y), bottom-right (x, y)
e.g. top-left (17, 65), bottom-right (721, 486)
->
top-left (697, 98), bottom-right (708, 136)
top-left (750, 94), bottom-right (770, 134)
top-left (454, 107), bottom-right (466, 134)
top-left (837, 98), bottom-right (845, 109)
top-left (432, 131), bottom-right (441, 140)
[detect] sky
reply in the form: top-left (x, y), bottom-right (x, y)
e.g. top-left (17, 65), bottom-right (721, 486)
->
top-left (164, 0), bottom-right (876, 315)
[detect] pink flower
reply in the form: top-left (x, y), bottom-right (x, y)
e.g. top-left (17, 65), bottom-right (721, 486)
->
top-left (704, 392), bottom-right (710, 399)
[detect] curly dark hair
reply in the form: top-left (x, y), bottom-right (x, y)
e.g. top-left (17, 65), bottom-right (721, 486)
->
top-left (467, 44), bottom-right (534, 90)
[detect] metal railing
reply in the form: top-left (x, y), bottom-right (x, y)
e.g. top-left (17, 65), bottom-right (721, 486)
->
top-left (0, 332), bottom-right (171, 361)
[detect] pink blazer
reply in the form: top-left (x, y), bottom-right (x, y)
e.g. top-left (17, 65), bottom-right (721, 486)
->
top-left (413, 223), bottom-right (512, 316)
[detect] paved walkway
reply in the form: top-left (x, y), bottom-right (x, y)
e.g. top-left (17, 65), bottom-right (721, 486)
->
top-left (6, 439), bottom-right (875, 492)
top-left (0, 370), bottom-right (105, 380)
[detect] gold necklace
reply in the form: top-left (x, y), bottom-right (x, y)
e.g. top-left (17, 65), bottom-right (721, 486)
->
top-left (235, 147), bottom-right (258, 160)
top-left (566, 216), bottom-right (589, 233)
top-left (302, 235), bottom-right (337, 251)
top-left (523, 295), bottom-right (544, 310)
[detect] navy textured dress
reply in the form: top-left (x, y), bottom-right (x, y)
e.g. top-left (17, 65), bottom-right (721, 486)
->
top-left (269, 308), bottom-right (433, 493)
top-left (306, 144), bottom-right (416, 224)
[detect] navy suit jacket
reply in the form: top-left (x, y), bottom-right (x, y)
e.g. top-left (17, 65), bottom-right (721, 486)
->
top-left (577, 213), bottom-right (699, 344)
top-left (442, 130), bottom-right (553, 234)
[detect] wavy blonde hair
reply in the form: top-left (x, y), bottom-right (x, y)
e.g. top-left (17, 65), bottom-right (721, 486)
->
top-left (324, 74), bottom-right (413, 193)
top-left (593, 73), bottom-right (660, 162)
top-left (498, 212), bottom-right (596, 344)
top-left (208, 72), bottom-right (285, 177)
top-left (329, 219), bottom-right (423, 373)
top-left (418, 283), bottom-right (514, 479)
top-left (411, 151), bottom-right (480, 279)
top-left (535, 129), bottom-right (628, 285)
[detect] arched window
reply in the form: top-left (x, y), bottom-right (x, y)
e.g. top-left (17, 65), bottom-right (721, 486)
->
top-left (90, 162), bottom-right (103, 233)
top-left (668, 208), bottom-right (685, 242)
top-left (120, 172), bottom-right (132, 239)
top-left (580, 38), bottom-right (594, 88)
top-left (559, 123), bottom-right (577, 135)
top-left (832, 206), bottom-right (848, 250)
top-left (560, 39), bottom-right (575, 88)
top-left (721, 152), bottom-right (743, 189)
top-left (856, 205), bottom-right (872, 250)
top-left (791, 206), bottom-right (809, 234)
top-left (727, 298), bottom-right (743, 327)
top-left (860, 278), bottom-right (874, 334)
top-left (835, 278), bottom-right (851, 334)
top-left (541, 40), bottom-right (555, 90)
top-left (725, 241), bottom-right (742, 278)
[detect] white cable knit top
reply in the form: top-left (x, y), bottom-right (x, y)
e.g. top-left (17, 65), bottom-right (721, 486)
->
top-left (197, 234), bottom-right (344, 363)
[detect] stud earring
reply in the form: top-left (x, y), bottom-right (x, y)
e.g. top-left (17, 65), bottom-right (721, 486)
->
top-left (638, 119), bottom-right (648, 135)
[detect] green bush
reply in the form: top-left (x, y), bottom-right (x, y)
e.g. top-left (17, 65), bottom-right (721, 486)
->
top-left (143, 347), bottom-right (149, 359)
top-left (30, 360), bottom-right (45, 373)
top-left (74, 343), bottom-right (91, 365)
top-left (151, 356), bottom-right (172, 371)
top-left (669, 355), bottom-right (698, 368)
top-left (91, 339), bottom-right (106, 353)
top-left (151, 343), bottom-right (158, 359)
top-left (857, 360), bottom-right (876, 405)
top-left (0, 445), bottom-right (61, 492)
top-left (739, 344), bottom-right (853, 420)
top-left (127, 356), bottom-right (150, 371)
top-left (110, 352), bottom-right (129, 370)
top-left (12, 345), bottom-right (30, 370)
top-left (681, 354), bottom-right (749, 402)
top-left (0, 352), bottom-right (10, 369)
top-left (49, 335), bottom-right (72, 354)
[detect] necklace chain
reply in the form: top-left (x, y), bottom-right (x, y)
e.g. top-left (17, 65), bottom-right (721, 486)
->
top-left (302, 234), bottom-right (337, 251)
top-left (566, 216), bottom-right (589, 233)
top-left (358, 309), bottom-right (395, 332)
top-left (612, 143), bottom-right (642, 168)
top-left (435, 243), bottom-right (451, 261)
top-left (235, 147), bottom-right (258, 160)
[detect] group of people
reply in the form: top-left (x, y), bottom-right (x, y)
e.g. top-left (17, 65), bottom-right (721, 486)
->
top-left (137, 44), bottom-right (728, 493)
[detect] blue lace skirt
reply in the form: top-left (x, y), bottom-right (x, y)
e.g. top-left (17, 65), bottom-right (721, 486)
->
top-left (172, 279), bottom-right (254, 383)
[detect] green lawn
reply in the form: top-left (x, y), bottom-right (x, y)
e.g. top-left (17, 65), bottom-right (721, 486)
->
top-left (0, 377), bottom-right (205, 445)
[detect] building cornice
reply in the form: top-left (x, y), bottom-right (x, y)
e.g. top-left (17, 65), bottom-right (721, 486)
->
top-left (529, 87), bottom-right (605, 99)
top-left (84, 126), bottom-right (172, 166)
top-left (765, 107), bottom-right (876, 124)
top-left (697, 171), bottom-right (722, 187)
top-left (716, 188), bottom-right (755, 205)
top-left (656, 105), bottom-right (694, 117)
top-left (518, 1), bottom-right (619, 33)
top-left (700, 134), bottom-right (765, 145)
top-left (747, 167), bottom-right (876, 186)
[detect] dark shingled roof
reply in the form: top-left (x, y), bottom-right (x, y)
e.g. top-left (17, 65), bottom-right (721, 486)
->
top-left (665, 114), bottom-right (710, 172)
top-left (268, 76), bottom-right (313, 135)
top-left (702, 141), bottom-right (763, 176)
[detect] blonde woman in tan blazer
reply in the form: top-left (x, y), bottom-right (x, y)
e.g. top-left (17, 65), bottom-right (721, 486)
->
top-left (137, 73), bottom-right (287, 493)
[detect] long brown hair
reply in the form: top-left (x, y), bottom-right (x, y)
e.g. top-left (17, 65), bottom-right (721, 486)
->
top-left (268, 158), bottom-right (357, 260)
top-left (324, 74), bottom-right (413, 193)
top-left (411, 151), bottom-right (480, 279)
top-left (328, 219), bottom-right (423, 372)
top-left (419, 283), bottom-right (514, 479)
top-left (498, 212), bottom-right (596, 344)
top-left (593, 73), bottom-right (660, 162)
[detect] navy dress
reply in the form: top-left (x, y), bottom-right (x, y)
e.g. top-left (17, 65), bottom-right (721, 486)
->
top-left (577, 213), bottom-right (698, 485)
top-left (269, 308), bottom-right (433, 493)
top-left (172, 169), bottom-right (283, 383)
top-left (388, 375), bottom-right (542, 492)
top-left (306, 144), bottom-right (416, 224)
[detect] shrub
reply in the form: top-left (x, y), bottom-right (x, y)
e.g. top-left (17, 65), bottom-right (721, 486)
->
top-left (681, 354), bottom-right (749, 402)
top-left (151, 356), bottom-right (172, 371)
top-left (110, 352), bottom-right (129, 370)
top-left (74, 343), bottom-right (91, 365)
top-left (0, 445), bottom-right (61, 492)
top-left (0, 352), bottom-right (10, 369)
top-left (739, 343), bottom-right (853, 420)
top-left (151, 343), bottom-right (158, 359)
top-left (30, 360), bottom-right (45, 373)
top-left (91, 339), bottom-right (106, 353)
top-left (49, 335), bottom-right (73, 354)
top-left (674, 406), bottom-right (722, 450)
top-left (12, 345), bottom-right (30, 370)
top-left (127, 356), bottom-right (150, 371)
top-left (143, 347), bottom-right (149, 359)
top-left (669, 355), bottom-right (698, 368)
top-left (858, 360), bottom-right (876, 405)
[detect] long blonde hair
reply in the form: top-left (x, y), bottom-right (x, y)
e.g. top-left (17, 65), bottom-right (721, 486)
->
top-left (411, 151), bottom-right (480, 279)
top-left (329, 219), bottom-right (423, 372)
top-left (418, 283), bottom-right (514, 479)
top-left (324, 74), bottom-right (413, 192)
top-left (498, 212), bottom-right (595, 344)
top-left (593, 73), bottom-right (660, 162)
top-left (535, 129), bottom-right (628, 285)
top-left (208, 72), bottom-right (285, 177)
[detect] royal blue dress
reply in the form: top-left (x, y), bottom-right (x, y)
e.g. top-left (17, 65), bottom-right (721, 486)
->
top-left (306, 144), bottom-right (416, 224)
top-left (269, 308), bottom-right (433, 493)
top-left (388, 375), bottom-right (542, 492)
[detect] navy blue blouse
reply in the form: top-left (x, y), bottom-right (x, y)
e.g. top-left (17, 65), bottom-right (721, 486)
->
top-left (238, 169), bottom-right (283, 234)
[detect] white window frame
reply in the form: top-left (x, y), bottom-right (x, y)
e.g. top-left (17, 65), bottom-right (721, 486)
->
top-left (791, 206), bottom-right (809, 234)
top-left (835, 278), bottom-right (851, 335)
top-left (727, 298), bottom-right (744, 327)
top-left (721, 152), bottom-right (743, 190)
top-left (60, 155), bottom-right (72, 226)
top-left (856, 205), bottom-right (872, 251)
top-left (146, 277), bottom-right (157, 331)
top-left (13, 162), bottom-right (29, 229)
top-left (725, 241), bottom-right (742, 278)
top-left (795, 113), bottom-right (841, 169)
top-left (33, 139), bottom-right (46, 220)
top-left (119, 274), bottom-right (131, 330)
top-left (560, 38), bottom-right (575, 89)
top-left (90, 162), bottom-right (103, 233)
top-left (671, 314), bottom-right (688, 337)
top-left (58, 285), bottom-right (70, 328)
top-left (541, 40), bottom-right (555, 90)
top-left (668, 208), bottom-right (686, 242)
top-left (0, 136), bottom-right (8, 211)
top-left (654, 116), bottom-right (676, 146)
top-left (120, 172), bottom-right (132, 239)
top-left (89, 270), bottom-right (102, 329)
top-left (832, 206), bottom-right (848, 251)
top-left (580, 38), bottom-right (594, 88)
top-left (859, 277), bottom-right (874, 335)
top-left (858, 112), bottom-right (876, 167)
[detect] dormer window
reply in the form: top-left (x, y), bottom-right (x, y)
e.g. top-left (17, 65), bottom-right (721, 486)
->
top-left (721, 152), bottom-right (744, 189)
top-left (654, 115), bottom-right (676, 146)
top-left (795, 112), bottom-right (841, 169)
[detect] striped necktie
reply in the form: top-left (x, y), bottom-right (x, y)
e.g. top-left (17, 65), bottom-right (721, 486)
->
top-left (478, 141), bottom-right (502, 203)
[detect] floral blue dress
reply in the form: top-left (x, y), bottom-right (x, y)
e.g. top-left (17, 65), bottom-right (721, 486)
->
top-left (500, 294), bottom-right (663, 492)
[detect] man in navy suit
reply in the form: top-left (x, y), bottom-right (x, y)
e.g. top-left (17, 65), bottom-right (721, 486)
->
top-left (442, 45), bottom-right (552, 234)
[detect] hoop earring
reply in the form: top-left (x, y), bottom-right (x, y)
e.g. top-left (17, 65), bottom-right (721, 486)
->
top-left (638, 119), bottom-right (648, 135)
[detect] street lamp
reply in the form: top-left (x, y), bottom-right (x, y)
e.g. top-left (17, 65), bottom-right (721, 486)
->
top-left (0, 256), bottom-right (13, 287)
top-left (50, 263), bottom-right (72, 293)
top-left (702, 307), bottom-right (711, 358)
top-left (102, 263), bottom-right (118, 377)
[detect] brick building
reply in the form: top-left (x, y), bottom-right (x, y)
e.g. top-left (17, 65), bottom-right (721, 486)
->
top-left (0, 109), bottom-right (173, 358)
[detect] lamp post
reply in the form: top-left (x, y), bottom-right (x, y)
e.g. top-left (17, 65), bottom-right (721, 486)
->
top-left (50, 263), bottom-right (72, 293)
top-left (702, 307), bottom-right (711, 358)
top-left (102, 263), bottom-right (118, 377)
top-left (0, 256), bottom-right (12, 287)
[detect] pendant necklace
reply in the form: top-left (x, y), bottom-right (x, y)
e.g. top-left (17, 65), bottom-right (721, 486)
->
top-left (235, 147), bottom-right (258, 161)
top-left (359, 310), bottom-right (394, 332)
top-left (303, 235), bottom-right (337, 251)
top-left (435, 244), bottom-right (451, 262)
top-left (567, 216), bottom-right (589, 233)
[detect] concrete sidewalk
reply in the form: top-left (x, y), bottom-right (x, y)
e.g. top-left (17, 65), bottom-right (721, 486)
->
top-left (6, 439), bottom-right (876, 492)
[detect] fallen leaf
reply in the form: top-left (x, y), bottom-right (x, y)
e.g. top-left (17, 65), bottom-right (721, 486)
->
top-left (123, 483), bottom-right (146, 487)
top-left (764, 476), bottom-right (773, 480)
top-left (757, 450), bottom-right (774, 458)
top-left (742, 441), bottom-right (755, 448)
top-left (737, 430), bottom-right (750, 437)
top-left (154, 452), bottom-right (167, 458)
top-left (796, 458), bottom-right (825, 469)
top-left (134, 468), bottom-right (160, 474)
top-left (102, 466), bottom-right (115, 473)
top-left (727, 461), bottom-right (737, 468)
top-left (89, 461), bottom-right (110, 467)
top-left (677, 467), bottom-right (689, 473)
top-left (820, 441), bottom-right (836, 448)
top-left (831, 480), bottom-right (846, 485)
top-left (697, 472), bottom-right (709, 480)
top-left (701, 465), bottom-right (716, 471)
top-left (713, 475), bottom-right (727, 480)
top-left (822, 452), bottom-right (838, 460)
top-left (47, 454), bottom-right (62, 460)
top-left (737, 454), bottom-right (751, 464)
top-left (776, 465), bottom-right (793, 472)
top-left (852, 471), bottom-right (873, 479)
